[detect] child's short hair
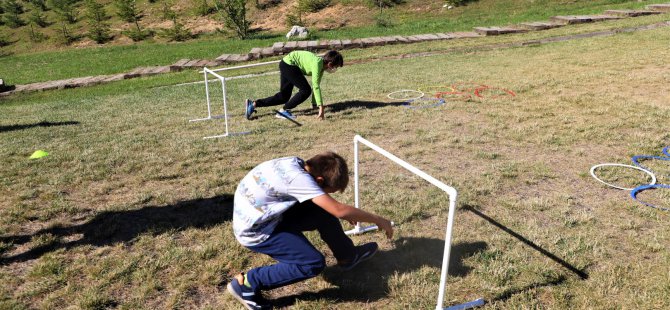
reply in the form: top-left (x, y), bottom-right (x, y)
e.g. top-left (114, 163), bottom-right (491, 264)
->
top-left (323, 50), bottom-right (344, 68)
top-left (306, 151), bottom-right (349, 192)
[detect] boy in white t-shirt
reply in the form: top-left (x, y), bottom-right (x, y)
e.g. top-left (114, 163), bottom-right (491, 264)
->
top-left (227, 152), bottom-right (394, 309)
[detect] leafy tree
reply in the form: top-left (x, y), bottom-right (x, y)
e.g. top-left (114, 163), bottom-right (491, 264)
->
top-left (27, 0), bottom-right (48, 11)
top-left (161, 0), bottom-right (176, 21)
top-left (28, 4), bottom-right (49, 27)
top-left (28, 23), bottom-right (48, 42)
top-left (85, 0), bottom-right (112, 43)
top-left (1, 0), bottom-right (25, 28)
top-left (194, 0), bottom-right (214, 16)
top-left (48, 0), bottom-right (78, 24)
top-left (115, 0), bottom-right (151, 41)
top-left (216, 0), bottom-right (250, 39)
top-left (114, 0), bottom-right (139, 23)
top-left (161, 16), bottom-right (191, 41)
top-left (367, 0), bottom-right (403, 14)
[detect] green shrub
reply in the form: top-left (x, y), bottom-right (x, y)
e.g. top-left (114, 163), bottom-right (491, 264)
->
top-left (194, 0), bottom-right (215, 16)
top-left (284, 12), bottom-right (303, 27)
top-left (114, 0), bottom-right (140, 23)
top-left (161, 1), bottom-right (176, 21)
top-left (215, 0), bottom-right (251, 39)
top-left (298, 0), bottom-right (329, 13)
top-left (122, 27), bottom-right (153, 41)
top-left (161, 18), bottom-right (192, 41)
top-left (28, 6), bottom-right (49, 27)
top-left (28, 24), bottom-right (49, 42)
top-left (48, 0), bottom-right (78, 24)
top-left (1, 0), bottom-right (25, 28)
top-left (0, 34), bottom-right (10, 47)
top-left (85, 0), bottom-right (113, 43)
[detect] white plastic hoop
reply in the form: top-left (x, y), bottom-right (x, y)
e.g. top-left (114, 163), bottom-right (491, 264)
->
top-left (387, 90), bottom-right (424, 101)
top-left (590, 163), bottom-right (656, 191)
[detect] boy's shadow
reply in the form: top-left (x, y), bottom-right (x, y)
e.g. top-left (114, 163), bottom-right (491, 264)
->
top-left (255, 101), bottom-right (405, 119)
top-left (273, 237), bottom-right (487, 306)
top-left (0, 194), bottom-right (233, 265)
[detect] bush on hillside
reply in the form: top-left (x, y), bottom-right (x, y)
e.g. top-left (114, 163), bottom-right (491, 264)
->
top-left (161, 1), bottom-right (176, 21)
top-left (194, 0), bottom-right (215, 16)
top-left (28, 24), bottom-right (48, 42)
top-left (28, 5), bottom-right (49, 27)
top-left (367, 0), bottom-right (403, 13)
top-left (48, 0), bottom-right (78, 24)
top-left (27, 0), bottom-right (48, 11)
top-left (298, 0), bottom-right (330, 13)
top-left (0, 34), bottom-right (11, 47)
top-left (216, 0), bottom-right (251, 39)
top-left (85, 0), bottom-right (113, 43)
top-left (160, 17), bottom-right (192, 41)
top-left (1, 0), bottom-right (25, 28)
top-left (114, 0), bottom-right (140, 23)
top-left (122, 26), bottom-right (153, 41)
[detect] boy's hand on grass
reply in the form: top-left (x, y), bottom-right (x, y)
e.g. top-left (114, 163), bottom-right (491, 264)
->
top-left (378, 218), bottom-right (394, 239)
top-left (316, 106), bottom-right (325, 120)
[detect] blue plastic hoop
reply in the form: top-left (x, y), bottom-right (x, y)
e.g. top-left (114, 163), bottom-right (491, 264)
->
top-left (663, 146), bottom-right (670, 157)
top-left (403, 98), bottom-right (446, 109)
top-left (631, 155), bottom-right (670, 173)
top-left (630, 184), bottom-right (670, 211)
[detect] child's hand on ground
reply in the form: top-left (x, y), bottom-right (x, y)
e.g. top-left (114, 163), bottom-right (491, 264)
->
top-left (377, 218), bottom-right (394, 239)
top-left (316, 106), bottom-right (325, 120)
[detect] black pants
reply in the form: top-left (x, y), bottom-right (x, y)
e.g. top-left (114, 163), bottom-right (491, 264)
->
top-left (255, 60), bottom-right (312, 110)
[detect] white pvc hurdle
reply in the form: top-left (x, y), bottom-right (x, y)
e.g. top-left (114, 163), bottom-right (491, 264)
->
top-left (346, 135), bottom-right (484, 310)
top-left (190, 61), bottom-right (280, 139)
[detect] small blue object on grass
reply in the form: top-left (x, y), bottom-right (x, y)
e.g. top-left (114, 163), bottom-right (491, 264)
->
top-left (444, 298), bottom-right (486, 310)
top-left (631, 155), bottom-right (670, 176)
top-left (630, 184), bottom-right (670, 212)
top-left (403, 97), bottom-right (445, 109)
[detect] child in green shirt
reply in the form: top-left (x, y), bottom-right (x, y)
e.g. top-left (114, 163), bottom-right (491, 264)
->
top-left (244, 50), bottom-right (343, 121)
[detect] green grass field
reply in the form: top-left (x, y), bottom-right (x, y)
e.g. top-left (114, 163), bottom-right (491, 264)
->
top-left (2, 4), bottom-right (670, 310)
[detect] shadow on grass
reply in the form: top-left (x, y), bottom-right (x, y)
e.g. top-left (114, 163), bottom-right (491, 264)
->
top-left (463, 205), bottom-right (589, 280)
top-left (252, 100), bottom-right (405, 119)
top-left (272, 237), bottom-right (487, 306)
top-left (0, 194), bottom-right (233, 265)
top-left (0, 121), bottom-right (80, 133)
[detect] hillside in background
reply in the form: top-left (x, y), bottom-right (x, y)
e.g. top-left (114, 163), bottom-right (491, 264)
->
top-left (1, 0), bottom-right (668, 56)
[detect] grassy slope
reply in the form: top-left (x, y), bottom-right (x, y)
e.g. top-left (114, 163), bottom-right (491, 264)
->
top-left (1, 0), bottom-right (670, 84)
top-left (1, 13), bottom-right (670, 308)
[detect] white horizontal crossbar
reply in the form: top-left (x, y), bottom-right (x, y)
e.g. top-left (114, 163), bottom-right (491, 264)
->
top-left (200, 60), bottom-right (280, 74)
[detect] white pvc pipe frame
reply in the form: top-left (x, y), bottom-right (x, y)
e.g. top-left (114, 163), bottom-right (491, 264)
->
top-left (347, 135), bottom-right (483, 310)
top-left (190, 61), bottom-right (280, 139)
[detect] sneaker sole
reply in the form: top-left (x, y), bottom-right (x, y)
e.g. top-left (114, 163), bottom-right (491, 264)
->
top-left (226, 282), bottom-right (255, 310)
top-left (340, 247), bottom-right (377, 271)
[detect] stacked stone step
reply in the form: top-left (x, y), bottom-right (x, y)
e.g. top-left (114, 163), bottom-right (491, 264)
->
top-left (550, 15), bottom-right (621, 25)
top-left (647, 4), bottom-right (670, 12)
top-left (604, 9), bottom-right (662, 17)
top-left (474, 26), bottom-right (529, 35)
top-left (519, 21), bottom-right (564, 30)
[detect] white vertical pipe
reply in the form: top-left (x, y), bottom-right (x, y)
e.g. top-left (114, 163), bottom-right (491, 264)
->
top-left (436, 194), bottom-right (457, 310)
top-left (221, 77), bottom-right (229, 136)
top-left (353, 136), bottom-right (361, 231)
top-left (204, 69), bottom-right (212, 119)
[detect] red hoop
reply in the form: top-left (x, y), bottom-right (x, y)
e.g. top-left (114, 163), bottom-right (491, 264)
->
top-left (474, 86), bottom-right (516, 99)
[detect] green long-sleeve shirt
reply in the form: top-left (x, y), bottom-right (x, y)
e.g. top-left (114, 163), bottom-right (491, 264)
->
top-left (282, 51), bottom-right (325, 107)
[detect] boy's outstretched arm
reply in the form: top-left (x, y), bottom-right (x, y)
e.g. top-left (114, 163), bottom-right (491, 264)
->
top-left (312, 194), bottom-right (394, 239)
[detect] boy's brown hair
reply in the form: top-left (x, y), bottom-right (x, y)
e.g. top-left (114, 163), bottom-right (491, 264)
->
top-left (306, 151), bottom-right (349, 192)
top-left (322, 50), bottom-right (344, 68)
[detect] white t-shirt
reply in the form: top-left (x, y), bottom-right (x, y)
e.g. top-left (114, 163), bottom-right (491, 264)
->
top-left (233, 157), bottom-right (325, 246)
